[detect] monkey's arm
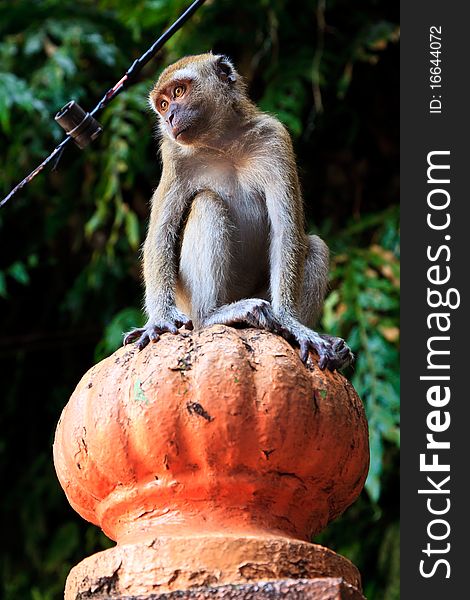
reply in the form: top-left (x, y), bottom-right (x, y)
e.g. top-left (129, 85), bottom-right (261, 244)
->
top-left (261, 126), bottom-right (352, 370)
top-left (124, 168), bottom-right (192, 349)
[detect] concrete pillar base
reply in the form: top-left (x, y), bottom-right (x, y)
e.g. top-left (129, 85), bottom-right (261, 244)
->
top-left (64, 535), bottom-right (364, 600)
top-left (117, 578), bottom-right (365, 599)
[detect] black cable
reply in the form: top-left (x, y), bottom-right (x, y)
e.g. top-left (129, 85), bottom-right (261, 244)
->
top-left (0, 0), bottom-right (207, 209)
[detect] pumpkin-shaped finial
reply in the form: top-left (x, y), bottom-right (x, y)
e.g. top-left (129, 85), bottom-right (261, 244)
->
top-left (54, 325), bottom-right (369, 599)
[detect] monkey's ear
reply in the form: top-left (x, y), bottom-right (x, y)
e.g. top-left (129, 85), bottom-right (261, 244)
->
top-left (215, 56), bottom-right (237, 83)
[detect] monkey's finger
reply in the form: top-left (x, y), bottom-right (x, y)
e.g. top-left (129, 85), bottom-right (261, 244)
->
top-left (327, 349), bottom-right (352, 371)
top-left (336, 348), bottom-right (354, 369)
top-left (159, 322), bottom-right (179, 334)
top-left (123, 329), bottom-right (142, 345)
top-left (337, 346), bottom-right (352, 360)
top-left (318, 352), bottom-right (330, 370)
top-left (123, 333), bottom-right (133, 345)
top-left (137, 333), bottom-right (151, 351)
top-left (332, 338), bottom-right (346, 351)
top-left (149, 329), bottom-right (160, 343)
top-left (174, 318), bottom-right (192, 330)
top-left (300, 340), bottom-right (310, 363)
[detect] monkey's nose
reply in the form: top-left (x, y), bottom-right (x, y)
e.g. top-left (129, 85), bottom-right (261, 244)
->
top-left (168, 112), bottom-right (175, 127)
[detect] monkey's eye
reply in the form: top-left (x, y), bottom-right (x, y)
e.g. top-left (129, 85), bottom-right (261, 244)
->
top-left (160, 99), bottom-right (169, 111)
top-left (174, 85), bottom-right (185, 98)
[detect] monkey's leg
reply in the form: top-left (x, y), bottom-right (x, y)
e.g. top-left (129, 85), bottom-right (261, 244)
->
top-left (177, 190), bottom-right (235, 326)
top-left (295, 235), bottom-right (354, 370)
top-left (299, 234), bottom-right (330, 328)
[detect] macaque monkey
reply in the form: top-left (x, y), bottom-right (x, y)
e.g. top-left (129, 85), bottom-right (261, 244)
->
top-left (124, 53), bottom-right (352, 370)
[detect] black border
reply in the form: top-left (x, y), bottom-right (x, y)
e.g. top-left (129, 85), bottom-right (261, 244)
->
top-left (401, 2), bottom-right (468, 596)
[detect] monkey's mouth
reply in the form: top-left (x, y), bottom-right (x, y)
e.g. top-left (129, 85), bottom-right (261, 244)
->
top-left (174, 126), bottom-right (190, 140)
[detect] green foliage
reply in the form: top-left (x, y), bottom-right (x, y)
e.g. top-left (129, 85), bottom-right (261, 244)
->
top-left (321, 206), bottom-right (400, 502)
top-left (0, 1), bottom-right (399, 599)
top-left (0, 72), bottom-right (45, 133)
top-left (314, 208), bottom-right (400, 598)
top-left (85, 82), bottom-right (150, 255)
top-left (95, 306), bottom-right (145, 360)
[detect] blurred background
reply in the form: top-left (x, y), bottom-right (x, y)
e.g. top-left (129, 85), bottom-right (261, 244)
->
top-left (0, 1), bottom-right (399, 598)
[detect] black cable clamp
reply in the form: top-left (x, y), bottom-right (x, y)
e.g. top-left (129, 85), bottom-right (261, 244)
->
top-left (55, 101), bottom-right (102, 149)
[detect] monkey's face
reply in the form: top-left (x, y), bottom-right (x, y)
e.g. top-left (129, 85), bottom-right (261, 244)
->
top-left (151, 79), bottom-right (203, 145)
top-left (149, 54), bottom-right (240, 148)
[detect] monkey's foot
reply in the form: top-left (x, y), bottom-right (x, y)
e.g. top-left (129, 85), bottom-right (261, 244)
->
top-left (317, 333), bottom-right (354, 371)
top-left (204, 299), bottom-right (285, 335)
top-left (297, 332), bottom-right (353, 371)
top-left (124, 311), bottom-right (193, 351)
top-left (278, 320), bottom-right (354, 371)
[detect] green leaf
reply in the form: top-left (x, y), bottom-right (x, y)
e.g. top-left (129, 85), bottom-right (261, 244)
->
top-left (23, 30), bottom-right (45, 56)
top-left (8, 261), bottom-right (30, 285)
top-left (365, 428), bottom-right (383, 502)
top-left (95, 307), bottom-right (145, 360)
top-left (322, 290), bottom-right (339, 331)
top-left (125, 209), bottom-right (141, 250)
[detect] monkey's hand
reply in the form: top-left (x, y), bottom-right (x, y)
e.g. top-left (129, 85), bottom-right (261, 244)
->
top-left (277, 316), bottom-right (353, 371)
top-left (123, 308), bottom-right (193, 351)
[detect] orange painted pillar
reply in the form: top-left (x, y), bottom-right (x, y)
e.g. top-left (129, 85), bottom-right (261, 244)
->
top-left (53, 325), bottom-right (369, 599)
